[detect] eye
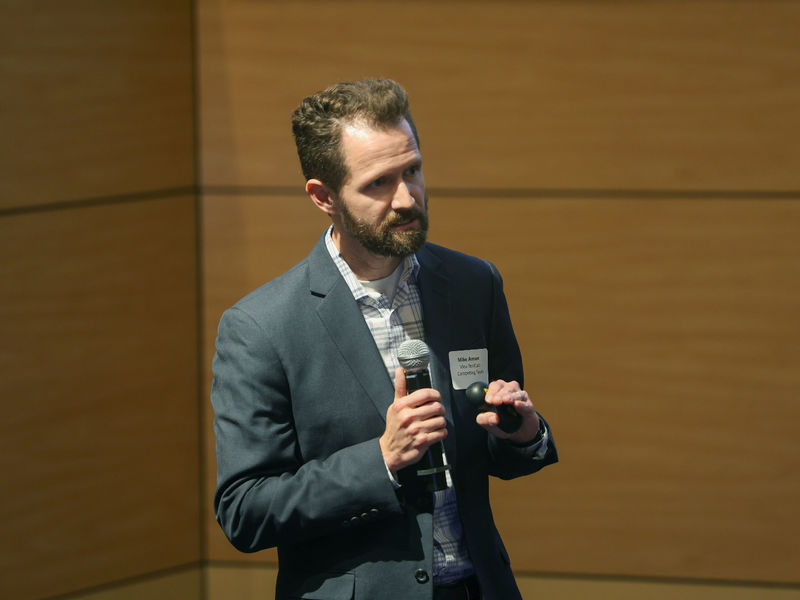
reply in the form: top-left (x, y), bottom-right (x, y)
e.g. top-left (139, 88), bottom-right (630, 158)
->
top-left (405, 163), bottom-right (422, 178)
top-left (369, 176), bottom-right (387, 188)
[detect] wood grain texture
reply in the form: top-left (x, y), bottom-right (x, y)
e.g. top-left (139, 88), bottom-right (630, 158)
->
top-left (201, 193), bottom-right (800, 583)
top-left (59, 567), bottom-right (202, 600)
top-left (434, 196), bottom-right (800, 583)
top-left (0, 1), bottom-right (195, 209)
top-left (0, 196), bottom-right (201, 600)
top-left (197, 0), bottom-right (800, 192)
top-left (197, 0), bottom-right (800, 586)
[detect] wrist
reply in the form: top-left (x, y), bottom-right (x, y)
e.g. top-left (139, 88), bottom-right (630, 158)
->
top-left (505, 415), bottom-right (545, 447)
top-left (379, 435), bottom-right (399, 474)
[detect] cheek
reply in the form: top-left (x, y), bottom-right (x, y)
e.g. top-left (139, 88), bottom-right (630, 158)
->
top-left (360, 202), bottom-right (385, 221)
top-left (346, 196), bottom-right (383, 223)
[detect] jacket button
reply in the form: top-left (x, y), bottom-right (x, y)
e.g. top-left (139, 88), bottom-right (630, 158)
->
top-left (414, 569), bottom-right (429, 584)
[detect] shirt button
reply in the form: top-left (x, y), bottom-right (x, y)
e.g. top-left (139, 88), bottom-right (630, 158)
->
top-left (414, 569), bottom-right (429, 584)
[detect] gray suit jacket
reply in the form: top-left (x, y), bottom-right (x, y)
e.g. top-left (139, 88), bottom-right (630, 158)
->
top-left (211, 233), bottom-right (558, 599)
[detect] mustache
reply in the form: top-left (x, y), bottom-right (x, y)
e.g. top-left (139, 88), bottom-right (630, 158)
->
top-left (385, 206), bottom-right (427, 226)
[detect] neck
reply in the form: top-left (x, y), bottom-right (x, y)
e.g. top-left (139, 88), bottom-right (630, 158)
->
top-left (331, 228), bottom-right (403, 280)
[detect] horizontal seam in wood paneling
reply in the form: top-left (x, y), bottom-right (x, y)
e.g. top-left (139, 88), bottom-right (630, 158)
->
top-left (511, 569), bottom-right (800, 591)
top-left (0, 186), bottom-right (197, 218)
top-left (39, 562), bottom-right (203, 600)
top-left (200, 185), bottom-right (800, 201)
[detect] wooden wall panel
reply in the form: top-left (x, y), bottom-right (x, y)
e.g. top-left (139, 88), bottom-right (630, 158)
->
top-left (0, 197), bottom-right (201, 600)
top-left (201, 194), bottom-right (800, 585)
top-left (198, 0), bottom-right (800, 591)
top-left (64, 567), bottom-right (202, 600)
top-left (430, 196), bottom-right (800, 583)
top-left (0, 0), bottom-right (195, 209)
top-left (197, 0), bottom-right (800, 192)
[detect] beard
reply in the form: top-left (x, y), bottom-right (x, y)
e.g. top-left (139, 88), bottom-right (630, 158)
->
top-left (337, 195), bottom-right (429, 258)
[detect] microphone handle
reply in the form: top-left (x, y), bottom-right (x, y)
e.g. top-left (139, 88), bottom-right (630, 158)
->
top-left (404, 368), bottom-right (431, 392)
top-left (404, 368), bottom-right (448, 491)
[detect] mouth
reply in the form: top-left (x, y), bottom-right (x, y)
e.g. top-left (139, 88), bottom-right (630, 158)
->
top-left (388, 209), bottom-right (424, 230)
top-left (391, 216), bottom-right (418, 230)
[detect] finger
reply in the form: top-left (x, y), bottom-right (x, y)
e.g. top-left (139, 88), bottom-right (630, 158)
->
top-left (423, 414), bottom-right (448, 432)
top-left (391, 396), bottom-right (444, 437)
top-left (401, 414), bottom-right (447, 450)
top-left (425, 426), bottom-right (448, 443)
top-left (413, 418), bottom-right (448, 443)
top-left (511, 392), bottom-right (537, 415)
top-left (393, 366), bottom-right (407, 401)
top-left (486, 379), bottom-right (506, 397)
top-left (484, 380), bottom-right (503, 405)
top-left (475, 411), bottom-right (500, 428)
top-left (509, 389), bottom-right (528, 404)
top-left (403, 388), bottom-right (443, 410)
top-left (485, 382), bottom-right (511, 404)
top-left (486, 381), bottom-right (523, 405)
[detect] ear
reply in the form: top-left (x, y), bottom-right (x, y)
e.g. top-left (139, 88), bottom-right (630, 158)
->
top-left (306, 179), bottom-right (338, 217)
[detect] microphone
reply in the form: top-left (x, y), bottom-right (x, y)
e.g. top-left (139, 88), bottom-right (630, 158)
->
top-left (465, 381), bottom-right (523, 433)
top-left (397, 339), bottom-right (450, 491)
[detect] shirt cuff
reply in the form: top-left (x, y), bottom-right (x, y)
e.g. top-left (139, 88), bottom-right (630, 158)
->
top-left (384, 458), bottom-right (402, 489)
top-left (505, 416), bottom-right (550, 460)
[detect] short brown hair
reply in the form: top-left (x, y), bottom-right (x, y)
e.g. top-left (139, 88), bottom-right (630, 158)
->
top-left (291, 78), bottom-right (419, 194)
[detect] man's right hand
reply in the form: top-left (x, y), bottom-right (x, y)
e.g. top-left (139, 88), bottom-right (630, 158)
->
top-left (379, 367), bottom-right (448, 475)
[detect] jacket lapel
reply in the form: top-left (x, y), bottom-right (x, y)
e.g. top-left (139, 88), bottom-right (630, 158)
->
top-left (416, 245), bottom-right (458, 462)
top-left (306, 235), bottom-right (459, 451)
top-left (307, 234), bottom-right (395, 422)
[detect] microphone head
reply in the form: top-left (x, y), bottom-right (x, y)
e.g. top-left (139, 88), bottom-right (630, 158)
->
top-left (397, 339), bottom-right (430, 371)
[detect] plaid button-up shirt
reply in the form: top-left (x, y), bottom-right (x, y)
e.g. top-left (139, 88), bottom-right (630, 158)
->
top-left (325, 228), bottom-right (474, 584)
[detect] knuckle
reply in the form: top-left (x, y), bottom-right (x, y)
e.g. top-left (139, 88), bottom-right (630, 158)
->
top-left (398, 413), bottom-right (415, 428)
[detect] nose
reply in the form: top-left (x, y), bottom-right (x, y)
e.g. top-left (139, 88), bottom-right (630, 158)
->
top-left (392, 181), bottom-right (416, 211)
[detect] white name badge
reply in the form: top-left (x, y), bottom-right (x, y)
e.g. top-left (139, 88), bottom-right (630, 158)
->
top-left (448, 348), bottom-right (488, 390)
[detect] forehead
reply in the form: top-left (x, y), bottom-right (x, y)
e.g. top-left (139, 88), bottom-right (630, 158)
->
top-left (339, 119), bottom-right (420, 183)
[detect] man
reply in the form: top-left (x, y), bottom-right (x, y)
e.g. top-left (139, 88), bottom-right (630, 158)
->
top-left (212, 78), bottom-right (558, 599)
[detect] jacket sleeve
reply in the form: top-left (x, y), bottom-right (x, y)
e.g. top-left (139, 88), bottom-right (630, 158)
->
top-left (211, 306), bottom-right (404, 553)
top-left (481, 260), bottom-right (559, 479)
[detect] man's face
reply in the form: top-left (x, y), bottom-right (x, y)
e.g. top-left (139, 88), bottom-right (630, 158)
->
top-left (333, 119), bottom-right (428, 258)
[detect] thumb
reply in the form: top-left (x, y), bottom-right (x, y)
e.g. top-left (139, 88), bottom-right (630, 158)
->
top-left (393, 366), bottom-right (407, 401)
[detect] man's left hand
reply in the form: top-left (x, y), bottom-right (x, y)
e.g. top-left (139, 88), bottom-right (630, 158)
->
top-left (476, 379), bottom-right (540, 444)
